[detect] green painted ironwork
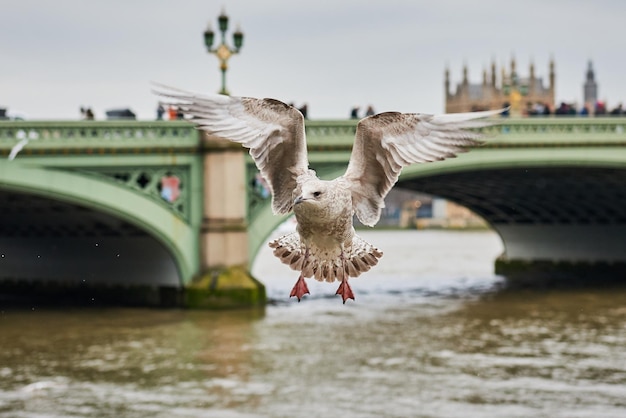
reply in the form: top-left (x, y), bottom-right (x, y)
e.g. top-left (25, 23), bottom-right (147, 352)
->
top-left (80, 166), bottom-right (191, 220)
top-left (0, 161), bottom-right (199, 283)
top-left (0, 121), bottom-right (203, 285)
top-left (0, 120), bottom-right (197, 152)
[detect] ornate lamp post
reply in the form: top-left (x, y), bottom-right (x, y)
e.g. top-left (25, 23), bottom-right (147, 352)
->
top-left (203, 10), bottom-right (244, 95)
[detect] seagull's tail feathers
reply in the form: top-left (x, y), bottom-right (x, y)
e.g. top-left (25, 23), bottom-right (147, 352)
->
top-left (269, 232), bottom-right (383, 283)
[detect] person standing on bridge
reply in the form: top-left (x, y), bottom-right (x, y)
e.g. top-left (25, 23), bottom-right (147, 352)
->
top-left (156, 103), bottom-right (165, 120)
top-left (168, 105), bottom-right (177, 120)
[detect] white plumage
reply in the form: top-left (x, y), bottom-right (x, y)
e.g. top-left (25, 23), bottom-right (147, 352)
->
top-left (8, 129), bottom-right (38, 161)
top-left (154, 84), bottom-right (503, 303)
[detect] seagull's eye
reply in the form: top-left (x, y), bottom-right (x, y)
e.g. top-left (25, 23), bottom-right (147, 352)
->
top-left (313, 191), bottom-right (322, 198)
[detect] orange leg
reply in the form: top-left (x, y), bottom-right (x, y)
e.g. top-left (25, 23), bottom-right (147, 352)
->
top-left (289, 274), bottom-right (310, 302)
top-left (335, 246), bottom-right (355, 304)
top-left (335, 279), bottom-right (355, 304)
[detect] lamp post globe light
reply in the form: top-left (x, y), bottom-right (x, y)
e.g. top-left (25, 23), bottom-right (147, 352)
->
top-left (203, 10), bottom-right (244, 96)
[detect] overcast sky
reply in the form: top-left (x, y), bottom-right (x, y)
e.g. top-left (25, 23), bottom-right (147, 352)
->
top-left (2, 0), bottom-right (625, 120)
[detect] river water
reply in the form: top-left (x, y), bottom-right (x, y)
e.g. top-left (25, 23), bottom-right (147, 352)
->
top-left (1, 230), bottom-right (625, 418)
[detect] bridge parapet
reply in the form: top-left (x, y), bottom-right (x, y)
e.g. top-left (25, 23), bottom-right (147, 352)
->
top-left (2, 117), bottom-right (626, 155)
top-left (302, 117), bottom-right (626, 149)
top-left (484, 117), bottom-right (626, 145)
top-left (0, 121), bottom-right (198, 155)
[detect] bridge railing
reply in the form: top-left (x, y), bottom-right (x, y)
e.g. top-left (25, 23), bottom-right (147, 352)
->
top-left (482, 117), bottom-right (626, 145)
top-left (2, 117), bottom-right (626, 157)
top-left (0, 121), bottom-right (198, 155)
top-left (303, 117), bottom-right (626, 149)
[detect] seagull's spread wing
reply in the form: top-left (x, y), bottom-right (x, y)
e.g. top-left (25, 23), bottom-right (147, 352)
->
top-left (8, 138), bottom-right (28, 161)
top-left (153, 84), bottom-right (309, 215)
top-left (342, 109), bottom-right (504, 226)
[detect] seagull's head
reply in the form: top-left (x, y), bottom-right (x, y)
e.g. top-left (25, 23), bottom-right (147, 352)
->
top-left (294, 180), bottom-right (329, 207)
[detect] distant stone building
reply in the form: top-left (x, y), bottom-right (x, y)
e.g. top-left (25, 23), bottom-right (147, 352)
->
top-left (356, 188), bottom-right (486, 230)
top-left (445, 58), bottom-right (555, 116)
top-left (583, 60), bottom-right (598, 108)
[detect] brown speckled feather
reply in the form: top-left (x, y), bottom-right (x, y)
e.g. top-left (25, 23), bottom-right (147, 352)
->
top-left (342, 109), bottom-right (503, 226)
top-left (153, 83), bottom-right (309, 215)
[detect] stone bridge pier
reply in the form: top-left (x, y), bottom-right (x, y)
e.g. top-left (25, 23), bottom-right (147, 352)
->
top-left (187, 132), bottom-right (265, 309)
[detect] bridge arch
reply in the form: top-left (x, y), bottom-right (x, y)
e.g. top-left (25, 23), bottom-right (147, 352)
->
top-left (398, 149), bottom-right (626, 271)
top-left (0, 162), bottom-right (198, 285)
top-left (247, 146), bottom-right (626, 269)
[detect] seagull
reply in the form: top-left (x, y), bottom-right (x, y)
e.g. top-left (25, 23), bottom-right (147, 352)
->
top-left (8, 129), bottom-right (38, 161)
top-left (154, 84), bottom-right (504, 303)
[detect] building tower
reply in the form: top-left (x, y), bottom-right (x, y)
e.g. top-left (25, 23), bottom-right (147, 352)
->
top-left (583, 60), bottom-right (598, 107)
top-left (445, 58), bottom-right (555, 115)
top-left (549, 58), bottom-right (555, 101)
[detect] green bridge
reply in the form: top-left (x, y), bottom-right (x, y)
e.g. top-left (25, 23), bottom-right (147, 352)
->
top-left (1, 117), bottom-right (625, 306)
